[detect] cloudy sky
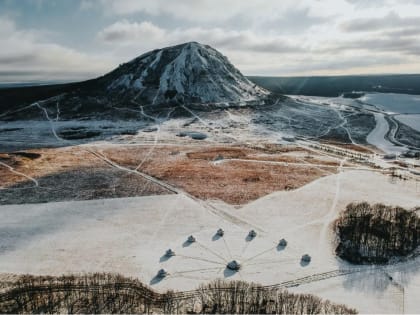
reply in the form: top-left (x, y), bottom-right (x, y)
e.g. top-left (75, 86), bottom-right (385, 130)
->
top-left (1, 0), bottom-right (420, 82)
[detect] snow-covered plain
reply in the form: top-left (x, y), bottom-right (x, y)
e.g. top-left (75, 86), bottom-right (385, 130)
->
top-left (0, 169), bottom-right (419, 313)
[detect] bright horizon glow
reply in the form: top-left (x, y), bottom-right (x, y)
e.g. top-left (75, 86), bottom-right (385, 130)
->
top-left (1, 0), bottom-right (420, 82)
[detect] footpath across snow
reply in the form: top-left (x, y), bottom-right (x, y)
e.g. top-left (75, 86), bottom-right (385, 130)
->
top-left (0, 170), bottom-right (418, 313)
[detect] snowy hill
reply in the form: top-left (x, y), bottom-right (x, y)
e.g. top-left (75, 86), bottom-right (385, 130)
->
top-left (0, 42), bottom-right (273, 121)
top-left (100, 42), bottom-right (269, 105)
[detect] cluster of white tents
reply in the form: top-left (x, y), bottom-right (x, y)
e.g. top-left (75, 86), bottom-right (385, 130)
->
top-left (156, 229), bottom-right (311, 278)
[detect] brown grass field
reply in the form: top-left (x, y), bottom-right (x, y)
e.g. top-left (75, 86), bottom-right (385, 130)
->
top-left (0, 144), bottom-right (338, 205)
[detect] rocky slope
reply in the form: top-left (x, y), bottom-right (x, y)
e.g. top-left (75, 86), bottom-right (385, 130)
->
top-left (0, 42), bottom-right (271, 120)
top-left (101, 41), bottom-right (269, 105)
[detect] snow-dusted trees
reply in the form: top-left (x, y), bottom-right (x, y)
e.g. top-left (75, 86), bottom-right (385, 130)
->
top-left (335, 202), bottom-right (419, 264)
top-left (0, 274), bottom-right (357, 314)
top-left (196, 279), bottom-right (356, 314)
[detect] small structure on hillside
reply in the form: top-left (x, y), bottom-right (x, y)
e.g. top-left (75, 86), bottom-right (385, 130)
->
top-left (216, 228), bottom-right (224, 237)
top-left (187, 235), bottom-right (196, 243)
top-left (227, 260), bottom-right (241, 271)
top-left (301, 254), bottom-right (311, 263)
top-left (248, 230), bottom-right (257, 238)
top-left (279, 238), bottom-right (287, 247)
top-left (157, 269), bottom-right (168, 278)
top-left (165, 249), bottom-right (175, 257)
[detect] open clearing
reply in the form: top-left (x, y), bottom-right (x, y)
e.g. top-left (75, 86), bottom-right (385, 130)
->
top-left (0, 144), bottom-right (339, 205)
top-left (0, 169), bottom-right (418, 313)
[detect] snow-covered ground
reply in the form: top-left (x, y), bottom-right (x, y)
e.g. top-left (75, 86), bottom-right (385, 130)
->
top-left (0, 169), bottom-right (418, 313)
top-left (395, 114), bottom-right (420, 132)
top-left (106, 42), bottom-right (269, 104)
top-left (361, 93), bottom-right (420, 114)
top-left (0, 120), bottom-right (148, 152)
top-left (289, 94), bottom-right (420, 154)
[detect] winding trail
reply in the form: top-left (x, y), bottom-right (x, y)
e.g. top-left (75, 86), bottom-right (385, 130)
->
top-left (35, 103), bottom-right (64, 142)
top-left (85, 148), bottom-right (179, 194)
top-left (0, 161), bottom-right (39, 188)
top-left (134, 108), bottom-right (175, 171)
top-left (318, 158), bottom-right (345, 252)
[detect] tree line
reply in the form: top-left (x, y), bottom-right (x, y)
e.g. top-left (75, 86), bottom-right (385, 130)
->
top-left (335, 202), bottom-right (419, 264)
top-left (0, 273), bottom-right (357, 314)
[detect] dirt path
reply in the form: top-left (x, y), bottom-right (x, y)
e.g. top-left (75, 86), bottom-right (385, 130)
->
top-left (35, 103), bottom-right (64, 142)
top-left (135, 107), bottom-right (174, 171)
top-left (223, 157), bottom-right (338, 170)
top-left (0, 160), bottom-right (39, 188)
top-left (85, 148), bottom-right (179, 194)
top-left (317, 158), bottom-right (346, 252)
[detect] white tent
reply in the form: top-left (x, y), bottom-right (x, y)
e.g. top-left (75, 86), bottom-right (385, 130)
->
top-left (227, 260), bottom-right (241, 270)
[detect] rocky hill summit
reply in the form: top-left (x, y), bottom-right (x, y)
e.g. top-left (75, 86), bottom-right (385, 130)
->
top-left (0, 42), bottom-right (272, 120)
top-left (100, 41), bottom-right (269, 105)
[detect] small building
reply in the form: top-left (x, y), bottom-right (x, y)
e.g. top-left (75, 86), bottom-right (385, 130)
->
top-left (157, 269), bottom-right (168, 278)
top-left (227, 260), bottom-right (241, 271)
top-left (165, 249), bottom-right (175, 257)
top-left (216, 228), bottom-right (224, 236)
top-left (301, 254), bottom-right (311, 263)
top-left (248, 230), bottom-right (257, 238)
top-left (279, 239), bottom-right (287, 247)
top-left (187, 235), bottom-right (196, 243)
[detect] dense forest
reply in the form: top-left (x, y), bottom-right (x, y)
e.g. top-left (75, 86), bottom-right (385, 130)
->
top-left (249, 74), bottom-right (420, 97)
top-left (335, 202), bottom-right (419, 264)
top-left (0, 273), bottom-right (356, 314)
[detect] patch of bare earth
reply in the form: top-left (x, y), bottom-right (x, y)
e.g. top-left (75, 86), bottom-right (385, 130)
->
top-left (0, 147), bottom-right (172, 205)
top-left (0, 144), bottom-right (340, 205)
top-left (103, 145), bottom-right (336, 204)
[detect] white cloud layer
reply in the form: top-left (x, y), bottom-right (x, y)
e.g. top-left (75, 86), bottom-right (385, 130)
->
top-left (2, 0), bottom-right (420, 81)
top-left (0, 16), bottom-right (114, 82)
top-left (77, 0), bottom-right (420, 76)
top-left (95, 15), bottom-right (420, 76)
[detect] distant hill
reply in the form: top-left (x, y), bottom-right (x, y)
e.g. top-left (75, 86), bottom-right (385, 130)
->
top-left (248, 74), bottom-right (420, 97)
top-left (0, 42), bottom-right (271, 120)
top-left (101, 41), bottom-right (269, 105)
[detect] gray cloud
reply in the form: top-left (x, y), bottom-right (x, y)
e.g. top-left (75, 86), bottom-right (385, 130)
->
top-left (341, 11), bottom-right (420, 32)
top-left (260, 7), bottom-right (329, 34)
top-left (98, 20), bottom-right (305, 54)
top-left (334, 36), bottom-right (420, 56)
top-left (0, 54), bottom-right (40, 65)
top-left (344, 0), bottom-right (388, 8)
top-left (3, 0), bottom-right (420, 80)
top-left (0, 16), bottom-right (114, 82)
